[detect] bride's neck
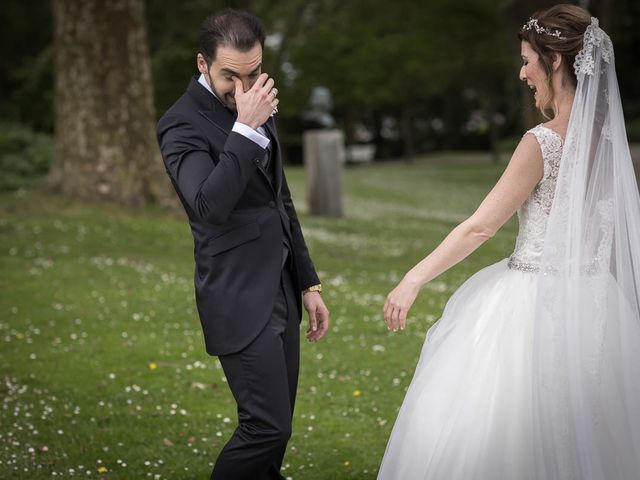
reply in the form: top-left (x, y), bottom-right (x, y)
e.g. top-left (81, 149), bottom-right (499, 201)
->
top-left (550, 71), bottom-right (575, 122)
top-left (551, 89), bottom-right (574, 122)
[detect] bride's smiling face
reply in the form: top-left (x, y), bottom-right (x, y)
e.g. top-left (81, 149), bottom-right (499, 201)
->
top-left (519, 41), bottom-right (550, 109)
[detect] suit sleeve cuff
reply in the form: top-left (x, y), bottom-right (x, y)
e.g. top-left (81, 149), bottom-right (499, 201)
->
top-left (232, 122), bottom-right (271, 150)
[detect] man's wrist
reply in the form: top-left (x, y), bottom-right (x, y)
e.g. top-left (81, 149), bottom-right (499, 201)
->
top-left (236, 117), bottom-right (259, 130)
top-left (303, 284), bottom-right (322, 295)
top-left (232, 122), bottom-right (270, 149)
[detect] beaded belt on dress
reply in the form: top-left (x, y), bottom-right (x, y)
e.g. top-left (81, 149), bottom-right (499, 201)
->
top-left (507, 257), bottom-right (540, 272)
top-left (508, 256), bottom-right (601, 275)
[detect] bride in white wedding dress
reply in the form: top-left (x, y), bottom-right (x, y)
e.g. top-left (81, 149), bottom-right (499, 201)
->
top-left (379, 4), bottom-right (640, 480)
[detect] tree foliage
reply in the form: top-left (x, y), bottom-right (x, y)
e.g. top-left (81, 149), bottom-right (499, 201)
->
top-left (1, 0), bottom-right (639, 164)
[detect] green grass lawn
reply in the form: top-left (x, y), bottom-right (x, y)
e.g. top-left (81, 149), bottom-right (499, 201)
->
top-left (0, 153), bottom-right (517, 479)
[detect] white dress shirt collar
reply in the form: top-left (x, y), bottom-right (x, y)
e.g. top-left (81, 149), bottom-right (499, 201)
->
top-left (198, 73), bottom-right (216, 97)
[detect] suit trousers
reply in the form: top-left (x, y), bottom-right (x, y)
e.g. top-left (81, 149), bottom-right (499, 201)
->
top-left (211, 263), bottom-right (299, 480)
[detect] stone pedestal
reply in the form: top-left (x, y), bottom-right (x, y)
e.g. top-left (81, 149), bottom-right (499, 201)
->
top-left (303, 129), bottom-right (345, 217)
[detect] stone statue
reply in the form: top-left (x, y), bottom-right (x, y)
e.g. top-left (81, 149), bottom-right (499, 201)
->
top-left (303, 86), bottom-right (336, 129)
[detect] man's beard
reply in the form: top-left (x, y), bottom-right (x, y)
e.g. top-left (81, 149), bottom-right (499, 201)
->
top-left (206, 73), bottom-right (237, 112)
top-left (222, 94), bottom-right (237, 112)
top-left (217, 90), bottom-right (237, 112)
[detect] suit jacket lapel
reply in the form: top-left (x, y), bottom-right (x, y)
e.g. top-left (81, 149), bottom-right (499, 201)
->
top-left (199, 109), bottom-right (235, 137)
top-left (186, 75), bottom-right (237, 139)
top-left (264, 118), bottom-right (283, 195)
top-left (198, 105), bottom-right (235, 139)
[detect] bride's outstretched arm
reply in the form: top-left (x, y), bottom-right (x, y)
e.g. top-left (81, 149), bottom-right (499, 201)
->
top-left (384, 133), bottom-right (544, 331)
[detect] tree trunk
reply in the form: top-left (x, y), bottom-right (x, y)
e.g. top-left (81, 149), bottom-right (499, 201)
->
top-left (48, 0), bottom-right (174, 207)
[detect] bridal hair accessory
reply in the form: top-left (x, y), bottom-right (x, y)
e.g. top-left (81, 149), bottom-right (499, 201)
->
top-left (522, 18), bottom-right (566, 39)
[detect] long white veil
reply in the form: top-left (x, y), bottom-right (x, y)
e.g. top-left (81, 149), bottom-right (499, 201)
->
top-left (532, 17), bottom-right (640, 478)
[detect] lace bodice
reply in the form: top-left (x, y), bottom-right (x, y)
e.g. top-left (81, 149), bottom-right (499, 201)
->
top-left (508, 125), bottom-right (563, 272)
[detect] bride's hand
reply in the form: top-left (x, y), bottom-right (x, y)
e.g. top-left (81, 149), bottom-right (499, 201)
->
top-left (383, 276), bottom-right (421, 332)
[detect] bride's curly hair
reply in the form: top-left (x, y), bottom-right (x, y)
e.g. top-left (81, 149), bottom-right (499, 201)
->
top-left (518, 4), bottom-right (592, 112)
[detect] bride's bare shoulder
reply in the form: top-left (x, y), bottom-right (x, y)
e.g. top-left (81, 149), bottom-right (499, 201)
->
top-left (502, 130), bottom-right (544, 180)
top-left (515, 130), bottom-right (543, 160)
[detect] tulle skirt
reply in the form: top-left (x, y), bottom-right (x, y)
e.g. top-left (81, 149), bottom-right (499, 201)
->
top-left (378, 259), bottom-right (640, 480)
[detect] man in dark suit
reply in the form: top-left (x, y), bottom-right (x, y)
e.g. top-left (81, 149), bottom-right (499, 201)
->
top-left (156, 10), bottom-right (330, 480)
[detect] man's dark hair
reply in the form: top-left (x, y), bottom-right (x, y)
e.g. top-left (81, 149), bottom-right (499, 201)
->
top-left (199, 9), bottom-right (266, 65)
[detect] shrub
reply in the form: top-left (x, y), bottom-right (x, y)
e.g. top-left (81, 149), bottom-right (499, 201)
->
top-left (0, 123), bottom-right (52, 190)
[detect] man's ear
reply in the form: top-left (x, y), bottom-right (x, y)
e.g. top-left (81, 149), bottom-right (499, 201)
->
top-left (196, 53), bottom-right (209, 75)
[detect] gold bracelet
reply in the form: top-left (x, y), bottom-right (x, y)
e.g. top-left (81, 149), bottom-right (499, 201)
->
top-left (303, 284), bottom-right (322, 294)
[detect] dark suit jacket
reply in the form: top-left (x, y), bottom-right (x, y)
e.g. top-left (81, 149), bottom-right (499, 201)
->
top-left (157, 76), bottom-right (320, 356)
